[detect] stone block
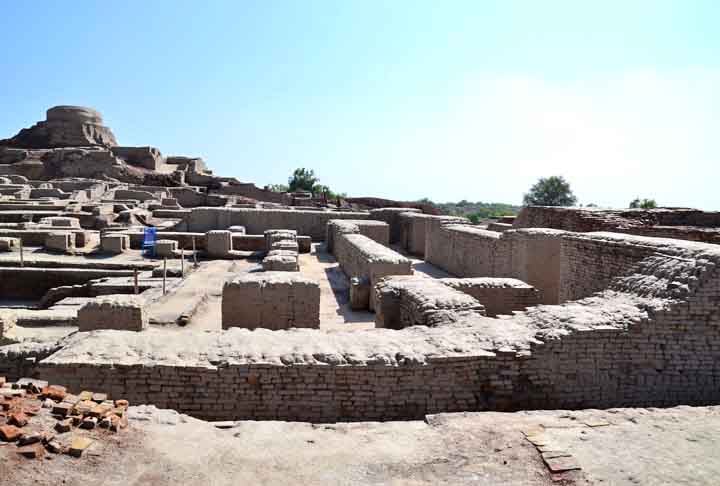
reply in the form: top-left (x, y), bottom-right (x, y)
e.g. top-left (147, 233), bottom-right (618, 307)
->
top-left (206, 230), bottom-right (232, 257)
top-left (77, 295), bottom-right (147, 332)
top-left (264, 229), bottom-right (297, 252)
top-left (155, 239), bottom-right (178, 258)
top-left (100, 234), bottom-right (129, 254)
top-left (222, 272), bottom-right (320, 329)
top-left (0, 237), bottom-right (19, 252)
top-left (44, 231), bottom-right (74, 253)
top-left (262, 250), bottom-right (299, 272)
top-left (297, 235), bottom-right (312, 253)
top-left (374, 276), bottom-right (485, 329)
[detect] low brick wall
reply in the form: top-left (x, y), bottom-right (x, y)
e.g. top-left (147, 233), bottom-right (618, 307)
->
top-left (17, 232), bottom-right (720, 422)
top-left (0, 267), bottom-right (135, 299)
top-left (369, 207), bottom-right (421, 244)
top-left (0, 228), bottom-right (89, 247)
top-left (222, 273), bottom-right (320, 330)
top-left (180, 207), bottom-right (370, 241)
top-left (513, 206), bottom-right (720, 244)
top-left (77, 295), bottom-right (147, 332)
top-left (0, 342), bottom-right (59, 382)
top-left (426, 225), bottom-right (513, 278)
top-left (440, 278), bottom-right (541, 317)
top-left (326, 219), bottom-right (389, 254)
top-left (37, 357), bottom-right (507, 422)
top-left (334, 233), bottom-right (412, 309)
top-left (374, 276), bottom-right (485, 328)
top-left (398, 213), bottom-right (468, 257)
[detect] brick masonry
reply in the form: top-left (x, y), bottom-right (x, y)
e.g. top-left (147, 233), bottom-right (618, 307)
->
top-left (14, 231), bottom-right (720, 423)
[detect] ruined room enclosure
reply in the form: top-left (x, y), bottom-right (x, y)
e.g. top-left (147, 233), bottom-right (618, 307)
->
top-left (3, 204), bottom-right (720, 423)
top-left (2, 105), bottom-right (720, 424)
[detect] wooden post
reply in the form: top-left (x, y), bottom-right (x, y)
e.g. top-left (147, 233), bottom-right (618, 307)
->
top-left (192, 236), bottom-right (198, 267)
top-left (180, 247), bottom-right (185, 276)
top-left (162, 257), bottom-right (167, 295)
top-left (133, 268), bottom-right (138, 295)
top-left (19, 238), bottom-right (24, 268)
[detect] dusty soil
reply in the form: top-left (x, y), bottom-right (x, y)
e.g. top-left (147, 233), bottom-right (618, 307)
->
top-left (4, 405), bottom-right (719, 486)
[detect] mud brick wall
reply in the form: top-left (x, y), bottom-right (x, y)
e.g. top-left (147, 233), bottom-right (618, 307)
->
top-left (326, 219), bottom-right (389, 254)
top-left (504, 230), bottom-right (564, 304)
top-left (334, 233), bottom-right (412, 309)
top-left (440, 278), bottom-right (541, 317)
top-left (374, 277), bottom-right (485, 329)
top-left (222, 273), bottom-right (320, 330)
top-left (182, 207), bottom-right (370, 241)
top-left (513, 206), bottom-right (720, 244)
top-left (369, 208), bottom-right (422, 244)
top-left (21, 232), bottom-right (720, 422)
top-left (398, 213), bottom-right (468, 257)
top-left (0, 267), bottom-right (135, 299)
top-left (521, 259), bottom-right (720, 410)
top-left (0, 228), bottom-right (88, 247)
top-left (77, 296), bottom-right (147, 332)
top-left (37, 355), bottom-right (516, 422)
top-left (0, 342), bottom-right (59, 382)
top-left (558, 234), bottom-right (655, 302)
top-left (426, 225), bottom-right (513, 278)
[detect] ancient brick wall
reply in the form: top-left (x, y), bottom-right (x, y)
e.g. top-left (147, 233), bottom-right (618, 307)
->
top-left (333, 233), bottom-right (412, 296)
top-left (513, 206), bottom-right (720, 244)
top-left (425, 225), bottom-right (513, 278)
top-left (222, 273), bottom-right (320, 330)
top-left (374, 277), bottom-right (485, 329)
top-left (37, 356), bottom-right (512, 422)
top-left (19, 232), bottom-right (720, 422)
top-left (326, 219), bottom-right (389, 254)
top-left (0, 267), bottom-right (135, 299)
top-left (440, 278), bottom-right (541, 317)
top-left (182, 207), bottom-right (370, 241)
top-left (369, 208), bottom-right (422, 244)
top-left (398, 213), bottom-right (468, 257)
top-left (558, 233), bottom-right (656, 302)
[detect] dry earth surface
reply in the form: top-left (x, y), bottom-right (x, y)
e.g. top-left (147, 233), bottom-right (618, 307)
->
top-left (3, 405), bottom-right (719, 485)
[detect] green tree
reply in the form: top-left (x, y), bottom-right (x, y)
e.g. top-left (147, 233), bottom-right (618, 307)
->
top-left (288, 168), bottom-right (319, 192)
top-left (523, 176), bottom-right (577, 206)
top-left (267, 183), bottom-right (289, 193)
top-left (629, 197), bottom-right (657, 209)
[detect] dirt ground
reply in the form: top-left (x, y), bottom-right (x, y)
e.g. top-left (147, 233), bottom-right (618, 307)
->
top-left (4, 405), bottom-right (720, 486)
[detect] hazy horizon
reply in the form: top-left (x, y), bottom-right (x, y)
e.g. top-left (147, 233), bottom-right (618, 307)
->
top-left (2, 1), bottom-right (718, 210)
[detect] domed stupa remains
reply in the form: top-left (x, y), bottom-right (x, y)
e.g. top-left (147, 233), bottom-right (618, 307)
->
top-left (1, 105), bottom-right (118, 149)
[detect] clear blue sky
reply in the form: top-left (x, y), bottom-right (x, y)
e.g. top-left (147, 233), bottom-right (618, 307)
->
top-left (2, 1), bottom-right (718, 209)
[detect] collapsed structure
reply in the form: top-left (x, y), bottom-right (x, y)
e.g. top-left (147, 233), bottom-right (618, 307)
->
top-left (1, 106), bottom-right (719, 424)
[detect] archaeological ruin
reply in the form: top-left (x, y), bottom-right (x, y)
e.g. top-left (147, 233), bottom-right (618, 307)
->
top-left (2, 105), bottom-right (720, 424)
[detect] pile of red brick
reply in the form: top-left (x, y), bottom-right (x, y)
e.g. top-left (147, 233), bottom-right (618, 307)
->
top-left (0, 376), bottom-right (129, 459)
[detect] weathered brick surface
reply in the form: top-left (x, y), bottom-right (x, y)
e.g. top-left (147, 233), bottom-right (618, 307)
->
top-left (441, 278), bottom-right (541, 317)
top-left (222, 272), bottom-right (320, 329)
top-left (374, 276), bottom-right (485, 329)
top-left (368, 208), bottom-right (421, 244)
top-left (182, 207), bottom-right (370, 241)
top-left (206, 230), bottom-right (232, 257)
top-left (77, 296), bottom-right (147, 332)
top-left (514, 206), bottom-right (720, 244)
top-left (18, 232), bottom-right (720, 423)
top-left (333, 233), bottom-right (412, 310)
top-left (326, 219), bottom-right (389, 254)
top-left (397, 213), bottom-right (468, 257)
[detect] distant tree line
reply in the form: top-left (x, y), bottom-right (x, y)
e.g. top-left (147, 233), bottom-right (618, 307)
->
top-left (268, 170), bottom-right (659, 214)
top-left (418, 198), bottom-right (520, 222)
top-left (268, 168), bottom-right (346, 199)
